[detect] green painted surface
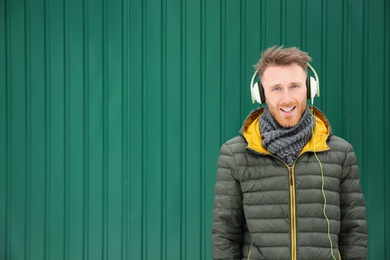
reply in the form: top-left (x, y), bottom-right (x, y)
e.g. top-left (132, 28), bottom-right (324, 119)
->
top-left (0, 0), bottom-right (389, 259)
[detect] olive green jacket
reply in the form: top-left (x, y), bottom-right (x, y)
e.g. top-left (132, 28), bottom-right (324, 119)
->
top-left (212, 107), bottom-right (368, 260)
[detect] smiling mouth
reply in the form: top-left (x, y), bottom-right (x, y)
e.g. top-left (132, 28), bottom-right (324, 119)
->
top-left (280, 106), bottom-right (296, 113)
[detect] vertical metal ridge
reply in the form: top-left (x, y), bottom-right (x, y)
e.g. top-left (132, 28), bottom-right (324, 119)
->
top-left (262, 0), bottom-right (266, 45)
top-left (181, 44), bottom-right (187, 260)
top-left (211, 1), bottom-right (224, 256)
top-left (220, 0), bottom-right (226, 144)
top-left (320, 0), bottom-right (327, 113)
top-left (180, 0), bottom-right (189, 258)
top-left (43, 0), bottom-right (51, 258)
top-left (299, 0), bottom-right (304, 47)
top-left (281, 0), bottom-right (286, 44)
top-left (121, 0), bottom-right (129, 259)
top-left (240, 0), bottom-right (245, 121)
top-left (63, 0), bottom-right (70, 258)
top-left (24, 0), bottom-right (31, 258)
top-left (361, 0), bottom-right (369, 194)
top-left (127, 0), bottom-right (143, 257)
top-left (342, 0), bottom-right (350, 138)
top-left (141, 0), bottom-right (147, 257)
top-left (4, 0), bottom-right (11, 259)
top-left (161, 0), bottom-right (167, 257)
top-left (102, 0), bottom-right (109, 258)
top-left (82, 0), bottom-right (90, 258)
top-left (384, 1), bottom-right (390, 253)
top-left (180, 0), bottom-right (187, 257)
top-left (200, 0), bottom-right (206, 258)
top-left (301, 0), bottom-right (307, 49)
top-left (381, 1), bottom-right (389, 247)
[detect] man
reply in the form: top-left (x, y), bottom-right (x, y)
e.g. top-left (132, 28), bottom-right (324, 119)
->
top-left (212, 46), bottom-right (368, 259)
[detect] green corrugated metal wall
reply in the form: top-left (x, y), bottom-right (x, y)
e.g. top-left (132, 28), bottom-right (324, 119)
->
top-left (0, 0), bottom-right (389, 259)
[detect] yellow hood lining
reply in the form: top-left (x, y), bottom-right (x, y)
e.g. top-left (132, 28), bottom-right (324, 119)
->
top-left (243, 107), bottom-right (330, 155)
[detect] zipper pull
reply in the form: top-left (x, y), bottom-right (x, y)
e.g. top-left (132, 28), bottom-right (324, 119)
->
top-left (289, 167), bottom-right (293, 185)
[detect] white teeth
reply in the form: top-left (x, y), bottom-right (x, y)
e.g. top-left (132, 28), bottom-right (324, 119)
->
top-left (281, 107), bottom-right (294, 112)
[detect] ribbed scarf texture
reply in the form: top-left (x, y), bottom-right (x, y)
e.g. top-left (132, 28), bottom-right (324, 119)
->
top-left (260, 106), bottom-right (314, 166)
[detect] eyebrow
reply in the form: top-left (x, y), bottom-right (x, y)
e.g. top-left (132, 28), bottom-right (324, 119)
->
top-left (290, 82), bottom-right (303, 86)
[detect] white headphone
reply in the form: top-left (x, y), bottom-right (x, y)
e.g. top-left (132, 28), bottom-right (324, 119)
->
top-left (250, 63), bottom-right (320, 104)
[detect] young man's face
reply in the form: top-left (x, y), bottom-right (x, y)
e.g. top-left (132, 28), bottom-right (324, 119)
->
top-left (261, 63), bottom-right (308, 128)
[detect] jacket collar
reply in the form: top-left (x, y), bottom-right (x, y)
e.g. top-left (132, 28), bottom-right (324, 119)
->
top-left (240, 106), bottom-right (332, 155)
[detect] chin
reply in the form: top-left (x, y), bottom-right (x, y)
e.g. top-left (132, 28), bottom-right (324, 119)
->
top-left (277, 118), bottom-right (300, 128)
top-left (268, 107), bottom-right (303, 128)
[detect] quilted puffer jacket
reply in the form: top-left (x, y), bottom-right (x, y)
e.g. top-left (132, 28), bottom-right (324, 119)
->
top-left (212, 106), bottom-right (368, 260)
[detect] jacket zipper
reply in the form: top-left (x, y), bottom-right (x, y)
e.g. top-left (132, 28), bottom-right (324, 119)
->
top-left (288, 166), bottom-right (297, 260)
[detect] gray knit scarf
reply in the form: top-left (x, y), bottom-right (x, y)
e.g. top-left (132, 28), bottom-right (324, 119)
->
top-left (260, 106), bottom-right (314, 166)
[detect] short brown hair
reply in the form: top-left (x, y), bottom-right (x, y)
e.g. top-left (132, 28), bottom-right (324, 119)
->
top-left (254, 46), bottom-right (312, 77)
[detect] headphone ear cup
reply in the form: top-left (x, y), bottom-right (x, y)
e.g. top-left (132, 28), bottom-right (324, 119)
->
top-left (308, 76), bottom-right (319, 100)
top-left (259, 83), bottom-right (265, 104)
top-left (250, 71), bottom-right (266, 104)
top-left (252, 82), bottom-right (266, 104)
top-left (306, 63), bottom-right (320, 101)
top-left (306, 77), bottom-right (312, 99)
top-left (252, 82), bottom-right (261, 103)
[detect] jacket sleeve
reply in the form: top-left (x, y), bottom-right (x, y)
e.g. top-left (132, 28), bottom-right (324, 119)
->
top-left (339, 144), bottom-right (368, 259)
top-left (212, 142), bottom-right (245, 260)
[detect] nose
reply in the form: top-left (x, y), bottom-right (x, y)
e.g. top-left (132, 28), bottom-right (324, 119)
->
top-left (280, 88), bottom-right (294, 104)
